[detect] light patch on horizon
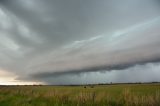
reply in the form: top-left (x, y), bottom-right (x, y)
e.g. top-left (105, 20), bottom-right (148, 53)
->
top-left (0, 69), bottom-right (43, 85)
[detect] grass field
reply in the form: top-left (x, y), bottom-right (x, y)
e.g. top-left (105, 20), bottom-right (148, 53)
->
top-left (0, 83), bottom-right (160, 106)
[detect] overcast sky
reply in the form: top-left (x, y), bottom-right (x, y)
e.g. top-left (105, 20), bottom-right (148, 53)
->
top-left (0, 0), bottom-right (160, 85)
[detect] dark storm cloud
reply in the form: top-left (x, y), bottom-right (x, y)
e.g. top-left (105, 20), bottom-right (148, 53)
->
top-left (31, 56), bottom-right (160, 79)
top-left (28, 62), bottom-right (160, 85)
top-left (0, 0), bottom-right (160, 84)
top-left (1, 0), bottom-right (160, 47)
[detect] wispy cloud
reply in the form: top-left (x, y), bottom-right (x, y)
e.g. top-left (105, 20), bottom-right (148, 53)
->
top-left (0, 0), bottom-right (160, 84)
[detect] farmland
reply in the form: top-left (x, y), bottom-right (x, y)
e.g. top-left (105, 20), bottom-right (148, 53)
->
top-left (0, 83), bottom-right (160, 106)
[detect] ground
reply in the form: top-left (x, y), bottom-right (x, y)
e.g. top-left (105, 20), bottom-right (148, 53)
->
top-left (0, 83), bottom-right (160, 106)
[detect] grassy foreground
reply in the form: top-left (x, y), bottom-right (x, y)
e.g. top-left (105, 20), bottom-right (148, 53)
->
top-left (0, 84), bottom-right (160, 106)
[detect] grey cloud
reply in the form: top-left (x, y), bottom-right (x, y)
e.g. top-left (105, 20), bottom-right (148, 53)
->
top-left (1, 0), bottom-right (160, 46)
top-left (28, 62), bottom-right (160, 85)
top-left (25, 17), bottom-right (160, 77)
top-left (0, 0), bottom-right (160, 84)
top-left (30, 56), bottom-right (160, 79)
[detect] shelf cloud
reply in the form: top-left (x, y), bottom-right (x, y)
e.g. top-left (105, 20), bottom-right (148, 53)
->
top-left (0, 0), bottom-right (160, 84)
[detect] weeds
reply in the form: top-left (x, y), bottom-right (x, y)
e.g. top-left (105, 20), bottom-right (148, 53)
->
top-left (0, 84), bottom-right (160, 106)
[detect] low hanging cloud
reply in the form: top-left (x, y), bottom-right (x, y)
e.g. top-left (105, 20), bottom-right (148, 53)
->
top-left (29, 63), bottom-right (160, 85)
top-left (0, 0), bottom-right (160, 84)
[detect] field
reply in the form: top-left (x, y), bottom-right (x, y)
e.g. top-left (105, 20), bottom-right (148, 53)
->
top-left (0, 83), bottom-right (160, 106)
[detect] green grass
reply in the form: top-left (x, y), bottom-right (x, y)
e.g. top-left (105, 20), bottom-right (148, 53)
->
top-left (0, 84), bottom-right (160, 106)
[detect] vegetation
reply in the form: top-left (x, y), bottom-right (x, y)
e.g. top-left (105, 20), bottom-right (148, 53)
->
top-left (0, 83), bottom-right (160, 106)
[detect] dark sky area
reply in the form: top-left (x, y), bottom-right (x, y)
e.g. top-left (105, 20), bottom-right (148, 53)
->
top-left (0, 0), bottom-right (160, 85)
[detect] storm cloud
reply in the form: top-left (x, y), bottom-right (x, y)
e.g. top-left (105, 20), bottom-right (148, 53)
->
top-left (0, 0), bottom-right (160, 84)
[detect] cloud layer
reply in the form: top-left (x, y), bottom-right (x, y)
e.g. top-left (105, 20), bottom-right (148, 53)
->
top-left (0, 0), bottom-right (160, 84)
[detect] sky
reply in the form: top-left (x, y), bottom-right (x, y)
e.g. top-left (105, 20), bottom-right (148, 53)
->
top-left (0, 0), bottom-right (160, 85)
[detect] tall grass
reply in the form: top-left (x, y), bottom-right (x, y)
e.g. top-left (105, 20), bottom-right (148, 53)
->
top-left (120, 89), bottom-right (160, 106)
top-left (0, 84), bottom-right (160, 106)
